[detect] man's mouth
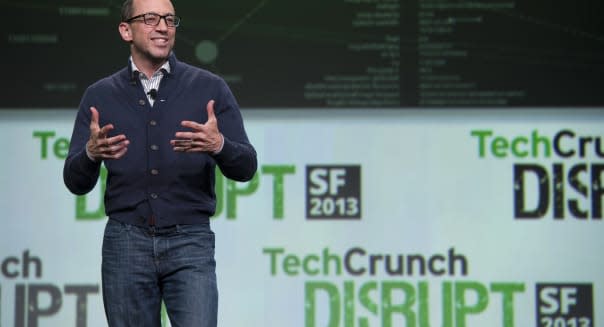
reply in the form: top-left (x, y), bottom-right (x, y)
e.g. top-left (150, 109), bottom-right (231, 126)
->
top-left (151, 37), bottom-right (169, 45)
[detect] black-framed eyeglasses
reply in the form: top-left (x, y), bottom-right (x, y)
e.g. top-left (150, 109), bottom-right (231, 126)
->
top-left (125, 13), bottom-right (180, 27)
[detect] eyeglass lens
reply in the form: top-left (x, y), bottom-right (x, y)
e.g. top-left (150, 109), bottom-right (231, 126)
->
top-left (144, 13), bottom-right (179, 27)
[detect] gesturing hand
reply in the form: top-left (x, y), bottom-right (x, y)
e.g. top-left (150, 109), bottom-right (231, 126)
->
top-left (171, 100), bottom-right (224, 153)
top-left (86, 107), bottom-right (129, 161)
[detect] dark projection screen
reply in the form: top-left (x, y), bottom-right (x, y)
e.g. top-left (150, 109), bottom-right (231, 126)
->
top-left (2, 0), bottom-right (603, 108)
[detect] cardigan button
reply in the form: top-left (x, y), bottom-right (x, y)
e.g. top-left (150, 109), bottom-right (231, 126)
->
top-left (150, 145), bottom-right (158, 151)
top-left (150, 120), bottom-right (157, 126)
top-left (151, 169), bottom-right (159, 175)
top-left (150, 193), bottom-right (158, 199)
top-left (139, 99), bottom-right (146, 106)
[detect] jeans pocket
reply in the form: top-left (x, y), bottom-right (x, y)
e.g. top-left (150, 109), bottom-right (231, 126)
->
top-left (177, 223), bottom-right (213, 237)
top-left (103, 219), bottom-right (129, 240)
top-left (175, 224), bottom-right (216, 254)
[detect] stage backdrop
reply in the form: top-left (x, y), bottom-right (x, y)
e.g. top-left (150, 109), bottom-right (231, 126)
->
top-left (1, 108), bottom-right (602, 327)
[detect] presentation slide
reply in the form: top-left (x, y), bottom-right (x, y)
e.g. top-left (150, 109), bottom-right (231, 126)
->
top-left (2, 0), bottom-right (603, 108)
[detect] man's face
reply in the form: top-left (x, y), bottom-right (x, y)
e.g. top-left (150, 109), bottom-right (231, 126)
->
top-left (122, 0), bottom-right (176, 65)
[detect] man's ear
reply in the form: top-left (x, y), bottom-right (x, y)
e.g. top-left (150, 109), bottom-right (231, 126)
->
top-left (118, 22), bottom-right (133, 42)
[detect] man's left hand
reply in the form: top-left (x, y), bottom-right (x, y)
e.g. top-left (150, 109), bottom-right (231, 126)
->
top-left (172, 100), bottom-right (224, 153)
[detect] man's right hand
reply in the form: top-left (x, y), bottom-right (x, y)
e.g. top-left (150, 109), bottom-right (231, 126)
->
top-left (86, 107), bottom-right (129, 161)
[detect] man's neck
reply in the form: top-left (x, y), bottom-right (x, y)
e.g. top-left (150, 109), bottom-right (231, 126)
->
top-left (131, 55), bottom-right (168, 79)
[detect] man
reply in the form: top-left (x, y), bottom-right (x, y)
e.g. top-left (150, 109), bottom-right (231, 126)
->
top-left (63, 0), bottom-right (257, 325)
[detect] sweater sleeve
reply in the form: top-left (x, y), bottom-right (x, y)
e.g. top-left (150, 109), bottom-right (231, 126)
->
top-left (63, 90), bottom-right (102, 195)
top-left (212, 79), bottom-right (257, 182)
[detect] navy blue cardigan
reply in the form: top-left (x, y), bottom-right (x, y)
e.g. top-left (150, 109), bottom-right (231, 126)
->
top-left (64, 54), bottom-right (257, 227)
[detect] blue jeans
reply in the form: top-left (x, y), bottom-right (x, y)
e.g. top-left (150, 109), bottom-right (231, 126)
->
top-left (101, 219), bottom-right (218, 327)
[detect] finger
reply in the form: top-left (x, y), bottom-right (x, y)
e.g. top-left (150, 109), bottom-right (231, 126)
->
top-left (185, 144), bottom-right (204, 153)
top-left (172, 144), bottom-right (191, 152)
top-left (113, 147), bottom-right (128, 159)
top-left (93, 137), bottom-right (125, 155)
top-left (172, 145), bottom-right (189, 152)
top-left (90, 107), bottom-right (100, 131)
top-left (104, 146), bottom-right (129, 159)
top-left (98, 124), bottom-right (115, 139)
top-left (105, 134), bottom-right (127, 145)
top-left (180, 120), bottom-right (203, 130)
top-left (171, 138), bottom-right (192, 145)
top-left (206, 100), bottom-right (216, 123)
top-left (106, 140), bottom-right (130, 153)
top-left (171, 138), bottom-right (192, 151)
top-left (174, 131), bottom-right (197, 140)
top-left (90, 107), bottom-right (116, 139)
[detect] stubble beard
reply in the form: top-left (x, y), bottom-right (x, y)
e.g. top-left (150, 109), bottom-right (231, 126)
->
top-left (133, 41), bottom-right (174, 67)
